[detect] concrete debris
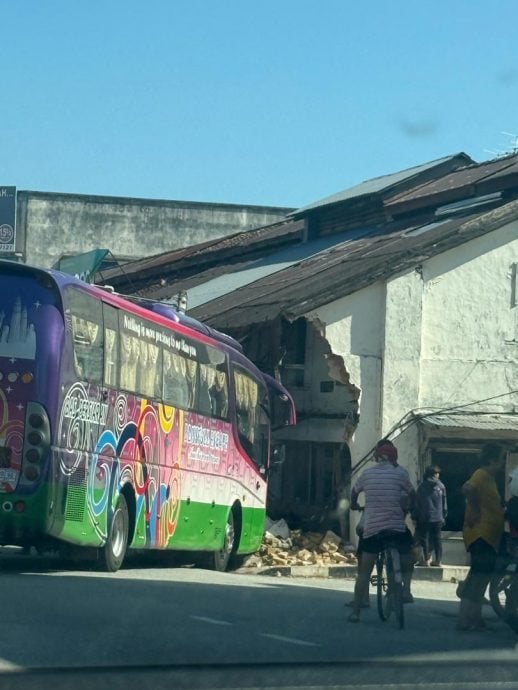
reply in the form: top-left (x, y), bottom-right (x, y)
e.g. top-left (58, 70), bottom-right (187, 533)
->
top-left (242, 522), bottom-right (358, 568)
top-left (264, 517), bottom-right (291, 539)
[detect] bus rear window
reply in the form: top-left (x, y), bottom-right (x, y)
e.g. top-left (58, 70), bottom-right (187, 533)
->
top-left (0, 270), bottom-right (62, 360)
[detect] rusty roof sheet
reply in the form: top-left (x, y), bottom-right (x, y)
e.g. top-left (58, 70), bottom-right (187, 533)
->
top-left (100, 218), bottom-right (304, 287)
top-left (418, 412), bottom-right (518, 433)
top-left (291, 153), bottom-right (473, 216)
top-left (138, 225), bottom-right (379, 305)
top-left (385, 154), bottom-right (518, 208)
top-left (190, 199), bottom-right (518, 330)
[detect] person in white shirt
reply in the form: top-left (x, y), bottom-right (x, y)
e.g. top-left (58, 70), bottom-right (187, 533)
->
top-left (348, 440), bottom-right (416, 622)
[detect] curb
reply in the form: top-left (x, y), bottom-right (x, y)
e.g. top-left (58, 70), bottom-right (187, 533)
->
top-left (236, 564), bottom-right (469, 582)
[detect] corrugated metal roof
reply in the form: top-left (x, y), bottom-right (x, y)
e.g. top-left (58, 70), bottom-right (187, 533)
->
top-left (290, 154), bottom-right (472, 216)
top-left (190, 199), bottom-right (518, 330)
top-left (185, 226), bottom-right (379, 309)
top-left (385, 154), bottom-right (518, 208)
top-left (418, 412), bottom-right (518, 433)
top-left (101, 218), bottom-right (304, 288)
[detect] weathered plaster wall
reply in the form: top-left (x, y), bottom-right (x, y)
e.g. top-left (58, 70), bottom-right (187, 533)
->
top-left (307, 283), bottom-right (385, 462)
top-left (302, 223), bottom-right (518, 483)
top-left (419, 221), bottom-right (518, 413)
top-left (17, 191), bottom-right (292, 268)
top-left (381, 269), bottom-right (424, 475)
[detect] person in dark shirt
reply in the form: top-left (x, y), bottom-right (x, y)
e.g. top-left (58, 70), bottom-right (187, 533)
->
top-left (413, 465), bottom-right (447, 567)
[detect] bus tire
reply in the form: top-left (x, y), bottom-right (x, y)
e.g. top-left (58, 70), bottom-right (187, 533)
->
top-left (212, 510), bottom-right (236, 572)
top-left (100, 494), bottom-right (129, 572)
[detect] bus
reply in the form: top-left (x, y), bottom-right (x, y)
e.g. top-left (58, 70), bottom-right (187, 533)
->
top-left (0, 260), bottom-right (295, 571)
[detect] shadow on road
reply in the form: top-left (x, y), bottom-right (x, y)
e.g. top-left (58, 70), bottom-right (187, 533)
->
top-left (0, 552), bottom-right (517, 688)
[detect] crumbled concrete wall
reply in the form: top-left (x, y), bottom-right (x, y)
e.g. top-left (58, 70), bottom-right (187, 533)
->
top-left (306, 283), bottom-right (385, 461)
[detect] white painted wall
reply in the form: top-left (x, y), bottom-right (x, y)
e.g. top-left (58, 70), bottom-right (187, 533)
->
top-left (306, 283), bottom-right (385, 462)
top-left (375, 268), bottom-right (425, 480)
top-left (382, 269), bottom-right (424, 438)
top-left (419, 221), bottom-right (518, 414)
top-left (304, 221), bottom-right (518, 487)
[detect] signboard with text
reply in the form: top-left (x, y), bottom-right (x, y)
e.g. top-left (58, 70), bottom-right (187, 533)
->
top-left (0, 187), bottom-right (16, 253)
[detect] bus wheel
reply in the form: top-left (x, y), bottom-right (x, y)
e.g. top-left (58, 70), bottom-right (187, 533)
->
top-left (213, 510), bottom-right (236, 572)
top-left (101, 494), bottom-right (129, 572)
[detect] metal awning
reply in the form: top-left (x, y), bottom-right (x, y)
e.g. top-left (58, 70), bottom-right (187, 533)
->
top-left (416, 412), bottom-right (518, 437)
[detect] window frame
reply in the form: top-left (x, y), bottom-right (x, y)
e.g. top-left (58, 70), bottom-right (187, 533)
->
top-left (64, 286), bottom-right (104, 385)
top-left (231, 363), bottom-right (270, 470)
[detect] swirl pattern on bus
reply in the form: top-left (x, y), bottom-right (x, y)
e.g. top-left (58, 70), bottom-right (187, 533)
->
top-left (58, 382), bottom-right (190, 548)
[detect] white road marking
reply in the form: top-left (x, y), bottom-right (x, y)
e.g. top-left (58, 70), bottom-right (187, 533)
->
top-left (0, 658), bottom-right (25, 671)
top-left (260, 633), bottom-right (320, 647)
top-left (190, 615), bottom-right (232, 626)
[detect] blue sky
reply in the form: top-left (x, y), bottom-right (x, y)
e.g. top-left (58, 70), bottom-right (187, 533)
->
top-left (3, 1), bottom-right (518, 208)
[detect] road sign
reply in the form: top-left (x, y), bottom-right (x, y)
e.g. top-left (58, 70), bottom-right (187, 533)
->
top-left (0, 187), bottom-right (16, 253)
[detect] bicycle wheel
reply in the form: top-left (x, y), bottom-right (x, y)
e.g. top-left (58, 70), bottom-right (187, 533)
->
top-left (490, 568), bottom-right (518, 632)
top-left (490, 571), bottom-right (513, 619)
top-left (387, 548), bottom-right (405, 630)
top-left (376, 551), bottom-right (390, 622)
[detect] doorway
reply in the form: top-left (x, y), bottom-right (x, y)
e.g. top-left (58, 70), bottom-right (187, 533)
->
top-left (431, 446), bottom-right (506, 532)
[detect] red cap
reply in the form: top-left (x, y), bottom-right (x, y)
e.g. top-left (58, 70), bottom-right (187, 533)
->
top-left (375, 442), bottom-right (398, 462)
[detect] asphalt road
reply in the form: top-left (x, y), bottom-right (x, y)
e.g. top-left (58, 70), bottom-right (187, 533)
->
top-left (0, 551), bottom-right (517, 689)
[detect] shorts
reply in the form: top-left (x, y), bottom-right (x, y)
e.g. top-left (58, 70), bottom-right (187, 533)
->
top-left (360, 528), bottom-right (413, 555)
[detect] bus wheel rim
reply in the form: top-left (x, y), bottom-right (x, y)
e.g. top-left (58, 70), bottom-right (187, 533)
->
top-left (111, 509), bottom-right (126, 558)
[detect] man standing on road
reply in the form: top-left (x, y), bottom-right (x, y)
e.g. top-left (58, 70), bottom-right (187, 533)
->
top-left (457, 443), bottom-right (505, 631)
top-left (414, 465), bottom-right (448, 567)
top-left (348, 440), bottom-right (416, 623)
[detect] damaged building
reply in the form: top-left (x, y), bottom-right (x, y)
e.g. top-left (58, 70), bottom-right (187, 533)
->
top-left (99, 151), bottom-right (518, 556)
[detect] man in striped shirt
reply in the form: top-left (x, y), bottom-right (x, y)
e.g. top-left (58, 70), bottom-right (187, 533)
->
top-left (348, 440), bottom-right (416, 622)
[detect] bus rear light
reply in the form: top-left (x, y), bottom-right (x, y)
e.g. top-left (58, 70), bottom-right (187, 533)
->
top-left (21, 403), bottom-right (51, 487)
top-left (25, 448), bottom-right (40, 463)
top-left (21, 372), bottom-right (33, 384)
top-left (2, 501), bottom-right (13, 512)
top-left (24, 466), bottom-right (39, 482)
top-left (27, 431), bottom-right (43, 446)
top-left (28, 413), bottom-right (44, 428)
top-left (13, 501), bottom-right (25, 513)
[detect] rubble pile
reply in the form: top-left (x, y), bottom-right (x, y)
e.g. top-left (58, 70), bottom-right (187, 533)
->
top-left (241, 519), bottom-right (358, 568)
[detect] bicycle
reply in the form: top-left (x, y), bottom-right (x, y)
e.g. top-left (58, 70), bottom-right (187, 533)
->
top-left (489, 544), bottom-right (518, 634)
top-left (370, 530), bottom-right (405, 630)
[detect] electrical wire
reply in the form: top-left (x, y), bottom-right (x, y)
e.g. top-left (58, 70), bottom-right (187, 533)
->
top-left (351, 388), bottom-right (518, 476)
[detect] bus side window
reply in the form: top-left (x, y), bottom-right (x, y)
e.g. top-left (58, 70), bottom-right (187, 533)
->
top-left (137, 341), bottom-right (162, 399)
top-left (198, 364), bottom-right (213, 415)
top-left (103, 304), bottom-right (119, 388)
top-left (120, 333), bottom-right (139, 391)
top-left (185, 357), bottom-right (198, 409)
top-left (66, 288), bottom-right (103, 384)
top-left (233, 367), bottom-right (269, 469)
top-left (199, 362), bottom-right (229, 419)
top-left (211, 367), bottom-right (229, 419)
top-left (163, 351), bottom-right (190, 409)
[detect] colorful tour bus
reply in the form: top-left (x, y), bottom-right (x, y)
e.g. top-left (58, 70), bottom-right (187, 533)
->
top-left (0, 260), bottom-right (295, 571)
